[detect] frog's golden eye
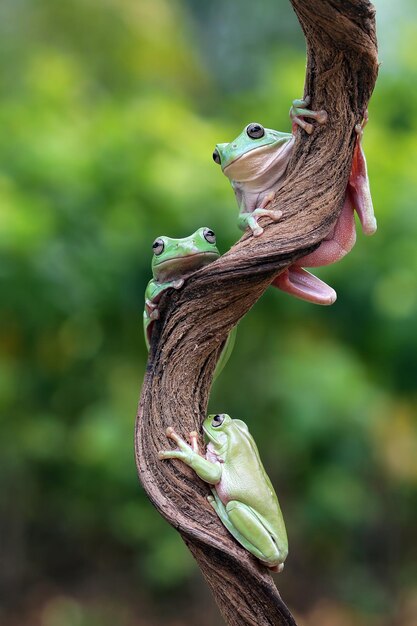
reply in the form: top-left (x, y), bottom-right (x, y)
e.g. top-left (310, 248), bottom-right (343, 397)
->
top-left (212, 148), bottom-right (221, 165)
top-left (246, 123), bottom-right (265, 139)
top-left (203, 228), bottom-right (216, 244)
top-left (212, 414), bottom-right (225, 428)
top-left (152, 238), bottom-right (165, 256)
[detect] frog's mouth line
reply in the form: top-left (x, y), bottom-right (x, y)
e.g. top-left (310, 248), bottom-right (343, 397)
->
top-left (222, 140), bottom-right (277, 169)
top-left (202, 424), bottom-right (213, 441)
top-left (203, 425), bottom-right (220, 445)
top-left (154, 251), bottom-right (219, 281)
top-left (222, 139), bottom-right (284, 175)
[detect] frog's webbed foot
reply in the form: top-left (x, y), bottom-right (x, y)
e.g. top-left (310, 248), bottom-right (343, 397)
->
top-left (296, 194), bottom-right (357, 269)
top-left (159, 427), bottom-right (203, 460)
top-left (172, 278), bottom-right (184, 290)
top-left (145, 299), bottom-right (159, 320)
top-left (242, 192), bottom-right (283, 237)
top-left (159, 428), bottom-right (221, 483)
top-left (290, 96), bottom-right (328, 135)
top-left (158, 426), bottom-right (193, 462)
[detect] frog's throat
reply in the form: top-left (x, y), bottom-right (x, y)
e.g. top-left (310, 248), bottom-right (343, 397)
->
top-left (153, 251), bottom-right (219, 282)
top-left (222, 138), bottom-right (294, 186)
top-left (203, 425), bottom-right (226, 447)
top-left (205, 438), bottom-right (227, 462)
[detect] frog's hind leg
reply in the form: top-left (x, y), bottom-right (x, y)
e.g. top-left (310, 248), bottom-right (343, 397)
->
top-left (213, 325), bottom-right (237, 381)
top-left (208, 494), bottom-right (264, 559)
top-left (348, 115), bottom-right (377, 236)
top-left (208, 493), bottom-right (283, 569)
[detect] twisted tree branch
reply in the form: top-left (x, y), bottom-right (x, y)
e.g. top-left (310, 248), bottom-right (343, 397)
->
top-left (135, 1), bottom-right (378, 624)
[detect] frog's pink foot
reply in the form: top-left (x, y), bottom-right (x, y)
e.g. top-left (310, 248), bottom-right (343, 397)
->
top-left (297, 194), bottom-right (357, 268)
top-left (290, 96), bottom-right (328, 135)
top-left (348, 118), bottom-right (377, 236)
top-left (272, 197), bottom-right (356, 304)
top-left (272, 266), bottom-right (337, 305)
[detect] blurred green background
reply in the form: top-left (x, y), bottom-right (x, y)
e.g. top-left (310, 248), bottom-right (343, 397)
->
top-left (1, 0), bottom-right (417, 624)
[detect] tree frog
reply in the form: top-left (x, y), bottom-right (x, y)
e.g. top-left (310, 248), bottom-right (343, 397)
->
top-left (213, 98), bottom-right (377, 305)
top-left (144, 227), bottom-right (236, 379)
top-left (159, 413), bottom-right (288, 572)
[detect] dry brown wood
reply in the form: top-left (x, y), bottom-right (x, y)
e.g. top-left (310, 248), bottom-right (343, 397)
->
top-left (135, 1), bottom-right (378, 624)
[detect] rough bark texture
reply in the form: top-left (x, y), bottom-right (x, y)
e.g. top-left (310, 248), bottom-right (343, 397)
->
top-left (135, 1), bottom-right (378, 624)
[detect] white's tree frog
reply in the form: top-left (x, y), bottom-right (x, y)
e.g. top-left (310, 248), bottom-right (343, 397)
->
top-left (159, 413), bottom-right (288, 572)
top-left (213, 98), bottom-right (377, 305)
top-left (144, 228), bottom-right (236, 379)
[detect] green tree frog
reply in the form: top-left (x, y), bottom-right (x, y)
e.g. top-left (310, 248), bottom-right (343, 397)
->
top-left (213, 98), bottom-right (377, 305)
top-left (159, 413), bottom-right (288, 572)
top-left (144, 227), bottom-right (236, 379)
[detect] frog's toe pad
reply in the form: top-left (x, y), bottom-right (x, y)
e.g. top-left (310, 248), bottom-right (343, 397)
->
top-left (268, 563), bottom-right (285, 573)
top-left (252, 226), bottom-right (264, 237)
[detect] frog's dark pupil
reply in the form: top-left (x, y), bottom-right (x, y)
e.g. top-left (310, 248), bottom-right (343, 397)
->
top-left (212, 414), bottom-right (224, 427)
top-left (203, 228), bottom-right (216, 244)
top-left (152, 239), bottom-right (164, 255)
top-left (212, 149), bottom-right (221, 164)
top-left (247, 123), bottom-right (265, 139)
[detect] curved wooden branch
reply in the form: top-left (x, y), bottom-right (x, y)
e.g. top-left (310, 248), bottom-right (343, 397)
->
top-left (135, 1), bottom-right (378, 624)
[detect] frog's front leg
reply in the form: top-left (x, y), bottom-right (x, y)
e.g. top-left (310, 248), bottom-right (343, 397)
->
top-left (159, 427), bottom-right (222, 484)
top-left (145, 298), bottom-right (159, 321)
top-left (144, 279), bottom-right (185, 348)
top-left (238, 192), bottom-right (283, 237)
top-left (208, 492), bottom-right (284, 571)
top-left (290, 96), bottom-right (328, 135)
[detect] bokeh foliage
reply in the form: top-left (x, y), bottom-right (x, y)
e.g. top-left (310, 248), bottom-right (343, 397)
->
top-left (1, 0), bottom-right (417, 624)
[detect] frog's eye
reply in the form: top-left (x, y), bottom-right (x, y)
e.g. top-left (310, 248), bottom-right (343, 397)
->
top-left (246, 123), bottom-right (265, 139)
top-left (212, 414), bottom-right (225, 428)
top-left (212, 148), bottom-right (221, 165)
top-left (203, 228), bottom-right (216, 244)
top-left (152, 238), bottom-right (165, 256)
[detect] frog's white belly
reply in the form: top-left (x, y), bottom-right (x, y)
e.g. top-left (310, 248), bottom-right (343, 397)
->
top-left (230, 138), bottom-right (294, 214)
